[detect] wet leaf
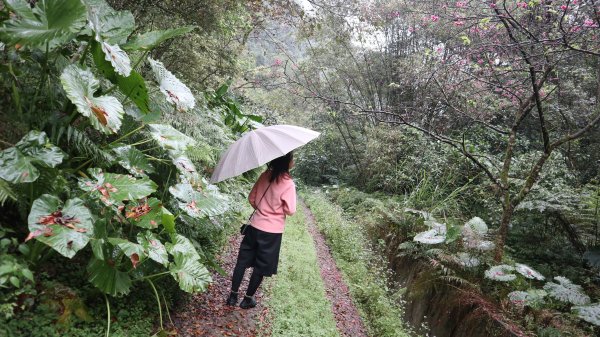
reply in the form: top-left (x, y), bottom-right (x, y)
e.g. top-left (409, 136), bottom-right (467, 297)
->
top-left (61, 65), bottom-right (124, 134)
top-left (169, 183), bottom-right (229, 218)
top-left (125, 198), bottom-right (162, 229)
top-left (87, 257), bottom-right (132, 296)
top-left (147, 124), bottom-right (196, 152)
top-left (0, 131), bottom-right (65, 183)
top-left (78, 168), bottom-right (157, 205)
top-left (137, 232), bottom-right (168, 266)
top-left (27, 195), bottom-right (93, 258)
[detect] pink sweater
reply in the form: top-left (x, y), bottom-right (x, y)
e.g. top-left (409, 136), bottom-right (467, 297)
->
top-left (248, 170), bottom-right (296, 233)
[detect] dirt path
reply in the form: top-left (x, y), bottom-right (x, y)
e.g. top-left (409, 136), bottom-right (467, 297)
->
top-left (167, 234), bottom-right (270, 337)
top-left (301, 201), bottom-right (369, 337)
top-left (169, 203), bottom-right (367, 337)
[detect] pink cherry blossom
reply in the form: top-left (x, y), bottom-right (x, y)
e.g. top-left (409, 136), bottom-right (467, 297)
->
top-left (456, 1), bottom-right (466, 8)
top-left (431, 15), bottom-right (440, 22)
top-left (584, 19), bottom-right (598, 27)
top-left (454, 20), bottom-right (465, 26)
top-left (517, 2), bottom-right (527, 8)
top-left (560, 4), bottom-right (568, 10)
top-left (274, 58), bottom-right (283, 66)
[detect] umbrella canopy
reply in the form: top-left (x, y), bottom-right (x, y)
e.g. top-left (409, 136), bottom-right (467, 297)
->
top-left (210, 125), bottom-right (320, 183)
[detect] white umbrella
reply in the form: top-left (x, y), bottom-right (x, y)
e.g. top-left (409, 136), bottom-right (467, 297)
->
top-left (210, 125), bottom-right (320, 183)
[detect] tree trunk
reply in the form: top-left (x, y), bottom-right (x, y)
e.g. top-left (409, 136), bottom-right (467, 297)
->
top-left (494, 201), bottom-right (514, 262)
top-left (553, 212), bottom-right (586, 255)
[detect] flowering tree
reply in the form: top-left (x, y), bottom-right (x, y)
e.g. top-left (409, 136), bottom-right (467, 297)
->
top-left (400, 0), bottom-right (600, 261)
top-left (273, 0), bottom-right (600, 261)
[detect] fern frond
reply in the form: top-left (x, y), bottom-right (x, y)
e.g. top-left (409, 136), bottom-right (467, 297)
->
top-left (66, 126), bottom-right (115, 165)
top-left (186, 145), bottom-right (215, 166)
top-left (0, 179), bottom-right (17, 206)
top-left (438, 275), bottom-right (478, 289)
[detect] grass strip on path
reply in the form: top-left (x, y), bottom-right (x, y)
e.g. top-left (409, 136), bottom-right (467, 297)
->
top-left (302, 190), bottom-right (412, 337)
top-left (263, 206), bottom-right (340, 337)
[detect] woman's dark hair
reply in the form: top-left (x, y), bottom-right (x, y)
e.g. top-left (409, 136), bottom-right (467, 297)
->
top-left (267, 152), bottom-right (294, 182)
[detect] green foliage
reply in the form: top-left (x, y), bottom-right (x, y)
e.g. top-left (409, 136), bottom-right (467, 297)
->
top-left (0, 226), bottom-right (35, 319)
top-left (0, 131), bottom-right (64, 183)
top-left (0, 0), bottom-right (87, 50)
top-left (166, 234), bottom-right (211, 293)
top-left (205, 80), bottom-right (263, 134)
top-left (122, 26), bottom-right (195, 51)
top-left (0, 0), bottom-right (247, 334)
top-left (573, 303), bottom-right (600, 326)
top-left (543, 276), bottom-right (591, 306)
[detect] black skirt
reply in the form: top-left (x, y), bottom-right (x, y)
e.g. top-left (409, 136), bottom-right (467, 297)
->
top-left (236, 225), bottom-right (282, 277)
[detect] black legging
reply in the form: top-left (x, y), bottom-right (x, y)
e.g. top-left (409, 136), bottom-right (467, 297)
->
top-left (231, 264), bottom-right (263, 297)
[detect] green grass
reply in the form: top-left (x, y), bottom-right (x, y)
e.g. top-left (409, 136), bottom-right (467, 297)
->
top-left (263, 207), bottom-right (340, 337)
top-left (302, 190), bottom-right (412, 337)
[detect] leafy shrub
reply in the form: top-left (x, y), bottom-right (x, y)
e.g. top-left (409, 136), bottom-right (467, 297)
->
top-left (0, 0), bottom-right (246, 334)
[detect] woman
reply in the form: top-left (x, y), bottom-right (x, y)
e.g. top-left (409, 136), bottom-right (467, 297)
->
top-left (226, 152), bottom-right (296, 309)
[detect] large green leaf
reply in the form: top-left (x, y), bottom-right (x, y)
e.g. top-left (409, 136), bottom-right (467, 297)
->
top-left (147, 124), bottom-right (196, 152)
top-left (0, 0), bottom-right (87, 50)
top-left (108, 238), bottom-right (144, 257)
top-left (122, 26), bottom-right (194, 51)
top-left (115, 70), bottom-right (149, 113)
top-left (87, 257), bottom-right (131, 296)
top-left (91, 41), bottom-right (149, 113)
top-left (161, 208), bottom-right (176, 235)
top-left (137, 232), bottom-right (168, 266)
top-left (166, 235), bottom-right (210, 293)
top-left (83, 0), bottom-right (134, 45)
top-left (27, 195), bottom-right (93, 258)
top-left (0, 131), bottom-right (65, 183)
top-left (78, 168), bottom-right (157, 205)
top-left (107, 238), bottom-right (145, 268)
top-left (112, 145), bottom-right (154, 177)
top-left (124, 197), bottom-right (162, 229)
top-left (171, 152), bottom-right (199, 182)
top-left (169, 252), bottom-right (211, 293)
top-left (0, 148), bottom-right (39, 183)
top-left (16, 130), bottom-right (65, 166)
top-left (169, 183), bottom-right (229, 218)
top-left (148, 58), bottom-right (195, 111)
top-left (60, 65), bottom-right (124, 134)
top-left (166, 234), bottom-right (201, 260)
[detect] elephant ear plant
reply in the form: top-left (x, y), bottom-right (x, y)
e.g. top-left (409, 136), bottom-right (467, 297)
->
top-left (0, 0), bottom-right (231, 334)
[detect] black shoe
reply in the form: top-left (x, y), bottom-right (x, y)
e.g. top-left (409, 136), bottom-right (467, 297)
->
top-left (226, 292), bottom-right (238, 306)
top-left (239, 295), bottom-right (257, 309)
